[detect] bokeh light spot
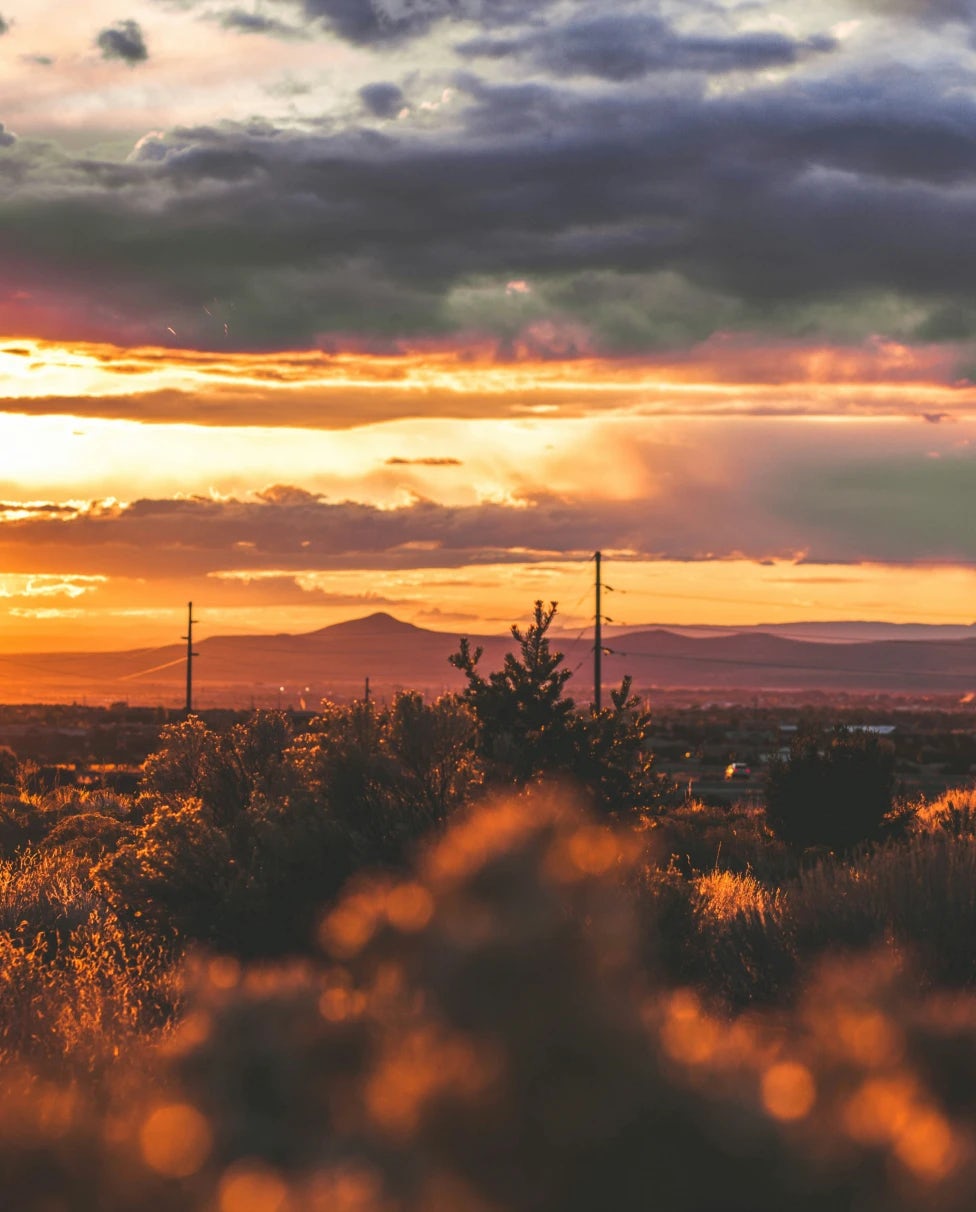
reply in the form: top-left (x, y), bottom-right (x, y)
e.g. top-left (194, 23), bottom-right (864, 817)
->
top-left (895, 1109), bottom-right (958, 1181)
top-left (761, 1062), bottom-right (816, 1122)
top-left (139, 1102), bottom-right (212, 1178)
top-left (567, 826), bottom-right (618, 875)
top-left (219, 1161), bottom-right (291, 1212)
top-left (209, 956), bottom-right (243, 990)
top-left (385, 883), bottom-right (434, 933)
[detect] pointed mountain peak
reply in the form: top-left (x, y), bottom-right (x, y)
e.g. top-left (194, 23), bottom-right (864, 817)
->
top-left (311, 611), bottom-right (425, 638)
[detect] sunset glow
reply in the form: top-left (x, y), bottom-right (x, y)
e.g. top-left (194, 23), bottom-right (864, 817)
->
top-left (2, 0), bottom-right (975, 658)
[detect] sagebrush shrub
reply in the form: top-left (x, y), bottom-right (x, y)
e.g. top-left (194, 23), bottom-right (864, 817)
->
top-left (93, 793), bottom-right (355, 957)
top-left (913, 787), bottom-right (976, 837)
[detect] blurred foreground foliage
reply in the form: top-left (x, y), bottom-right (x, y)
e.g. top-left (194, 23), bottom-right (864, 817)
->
top-left (6, 791), bottom-right (976, 1211)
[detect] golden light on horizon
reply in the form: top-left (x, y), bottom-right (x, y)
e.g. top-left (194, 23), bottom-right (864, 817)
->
top-left (0, 558), bottom-right (973, 656)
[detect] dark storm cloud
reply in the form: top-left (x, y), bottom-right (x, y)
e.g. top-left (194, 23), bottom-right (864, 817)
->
top-left (772, 456), bottom-right (976, 565)
top-left (862, 0), bottom-right (976, 45)
top-left (297, 0), bottom-right (533, 46)
top-left (216, 8), bottom-right (305, 36)
top-left (0, 123), bottom-right (15, 148)
top-left (96, 19), bottom-right (149, 63)
top-left (359, 81), bottom-right (407, 118)
top-left (0, 15), bottom-right (9, 35)
top-left (10, 62), bottom-right (976, 349)
top-left (867, 0), bottom-right (976, 22)
top-left (459, 16), bottom-right (837, 81)
top-left (301, 0), bottom-right (442, 44)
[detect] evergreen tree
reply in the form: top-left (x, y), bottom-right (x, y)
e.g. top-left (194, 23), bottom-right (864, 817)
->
top-left (450, 600), bottom-right (574, 784)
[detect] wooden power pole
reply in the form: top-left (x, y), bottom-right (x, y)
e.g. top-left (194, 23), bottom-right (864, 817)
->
top-left (594, 550), bottom-right (602, 712)
top-left (183, 602), bottom-right (198, 715)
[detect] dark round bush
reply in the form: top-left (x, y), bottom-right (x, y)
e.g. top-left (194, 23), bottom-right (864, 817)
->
top-left (764, 728), bottom-right (896, 850)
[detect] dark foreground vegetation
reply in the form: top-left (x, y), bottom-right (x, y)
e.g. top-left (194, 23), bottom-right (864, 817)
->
top-left (5, 603), bottom-right (976, 1210)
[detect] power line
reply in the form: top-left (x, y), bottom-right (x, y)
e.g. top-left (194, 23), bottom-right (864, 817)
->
top-left (120, 656), bottom-right (189, 682)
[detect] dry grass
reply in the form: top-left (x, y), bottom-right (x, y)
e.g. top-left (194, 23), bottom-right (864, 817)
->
top-left (0, 847), bottom-right (177, 1073)
top-left (649, 798), bottom-right (793, 883)
top-left (693, 867), bottom-right (781, 924)
top-left (684, 832), bottom-right (976, 1008)
top-left (789, 834), bottom-right (976, 986)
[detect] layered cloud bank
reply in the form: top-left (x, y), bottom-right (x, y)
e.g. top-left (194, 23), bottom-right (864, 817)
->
top-left (0, 1), bottom-right (975, 355)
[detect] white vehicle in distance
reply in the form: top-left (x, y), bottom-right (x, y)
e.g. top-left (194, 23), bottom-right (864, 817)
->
top-left (724, 761), bottom-right (751, 780)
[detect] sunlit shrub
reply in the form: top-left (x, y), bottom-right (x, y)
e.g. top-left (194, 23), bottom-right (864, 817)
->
top-left (288, 694), bottom-right (482, 866)
top-left (381, 691), bottom-right (482, 822)
top-left (685, 833), bottom-right (976, 1007)
top-left (0, 787), bottom-right (133, 862)
top-left (0, 848), bottom-right (101, 945)
top-left (40, 812), bottom-right (129, 866)
top-left (913, 787), bottom-right (976, 837)
top-left (695, 867), bottom-right (779, 924)
top-left (93, 792), bottom-right (355, 957)
top-left (36, 785), bottom-right (132, 822)
top-left (143, 712), bottom-right (297, 825)
top-left (691, 867), bottom-right (792, 1007)
top-left (0, 848), bottom-right (175, 1071)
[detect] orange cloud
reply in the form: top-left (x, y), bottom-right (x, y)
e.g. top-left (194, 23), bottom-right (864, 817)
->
top-left (2, 335), bottom-right (976, 430)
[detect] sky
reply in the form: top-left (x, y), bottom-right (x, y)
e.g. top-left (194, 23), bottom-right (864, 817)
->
top-left (1, 0), bottom-right (976, 651)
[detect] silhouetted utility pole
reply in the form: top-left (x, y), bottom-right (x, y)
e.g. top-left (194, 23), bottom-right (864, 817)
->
top-left (364, 676), bottom-right (371, 704)
top-left (182, 602), bottom-right (198, 715)
top-left (594, 551), bottom-right (602, 712)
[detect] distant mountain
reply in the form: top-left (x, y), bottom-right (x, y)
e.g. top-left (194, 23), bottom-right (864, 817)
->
top-left (597, 621), bottom-right (976, 644)
top-left (3, 612), bottom-right (976, 706)
top-left (0, 613), bottom-right (508, 707)
top-left (189, 611), bottom-right (506, 701)
top-left (604, 627), bottom-right (976, 694)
